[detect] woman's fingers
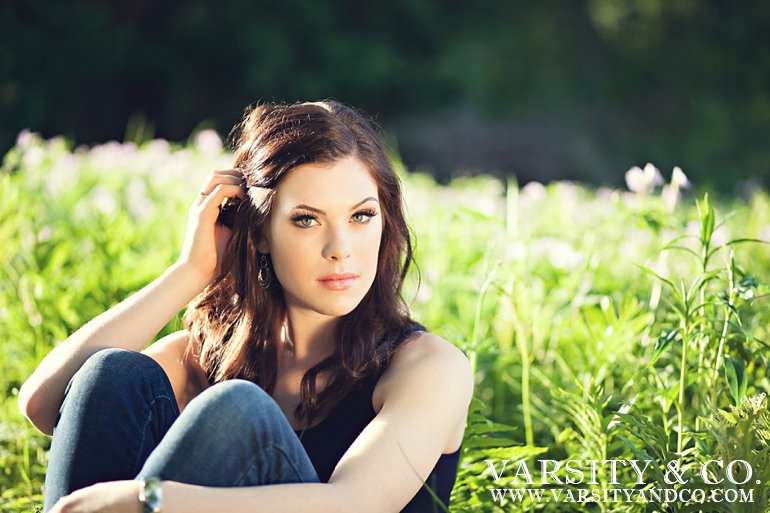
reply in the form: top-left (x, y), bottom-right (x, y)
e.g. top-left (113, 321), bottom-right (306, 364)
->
top-left (196, 184), bottom-right (247, 217)
top-left (201, 181), bottom-right (247, 200)
top-left (198, 169), bottom-right (245, 198)
top-left (194, 168), bottom-right (247, 213)
top-left (177, 170), bottom-right (248, 280)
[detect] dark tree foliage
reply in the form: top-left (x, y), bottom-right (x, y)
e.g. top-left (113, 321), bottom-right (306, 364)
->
top-left (1, 0), bottom-right (769, 188)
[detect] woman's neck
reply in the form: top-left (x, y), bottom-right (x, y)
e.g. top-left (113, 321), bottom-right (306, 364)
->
top-left (281, 310), bottom-right (338, 364)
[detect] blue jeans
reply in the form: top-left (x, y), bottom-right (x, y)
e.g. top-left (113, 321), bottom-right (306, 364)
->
top-left (43, 348), bottom-right (319, 512)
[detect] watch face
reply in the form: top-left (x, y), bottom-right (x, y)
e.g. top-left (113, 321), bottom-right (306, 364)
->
top-left (140, 478), bottom-right (163, 513)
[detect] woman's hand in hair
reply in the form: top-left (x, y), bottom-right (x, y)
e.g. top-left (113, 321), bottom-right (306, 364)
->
top-left (178, 169), bottom-right (246, 284)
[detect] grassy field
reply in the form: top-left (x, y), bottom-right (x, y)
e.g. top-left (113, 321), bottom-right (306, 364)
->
top-left (2, 131), bottom-right (770, 512)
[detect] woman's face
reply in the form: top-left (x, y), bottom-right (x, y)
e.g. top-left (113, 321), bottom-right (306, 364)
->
top-left (261, 157), bottom-right (383, 319)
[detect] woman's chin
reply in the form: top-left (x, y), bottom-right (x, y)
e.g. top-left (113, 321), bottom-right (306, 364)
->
top-left (316, 299), bottom-right (364, 318)
top-left (286, 294), bottom-right (365, 319)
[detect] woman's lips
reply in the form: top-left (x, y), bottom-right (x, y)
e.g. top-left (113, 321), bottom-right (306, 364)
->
top-left (317, 273), bottom-right (358, 291)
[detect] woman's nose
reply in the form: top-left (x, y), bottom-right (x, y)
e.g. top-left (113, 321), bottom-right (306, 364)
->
top-left (322, 225), bottom-right (352, 261)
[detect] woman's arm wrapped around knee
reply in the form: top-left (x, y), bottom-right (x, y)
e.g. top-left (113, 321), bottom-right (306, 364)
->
top-left (18, 170), bottom-right (246, 435)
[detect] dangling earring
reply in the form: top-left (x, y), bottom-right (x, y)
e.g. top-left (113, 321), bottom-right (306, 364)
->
top-left (258, 253), bottom-right (272, 289)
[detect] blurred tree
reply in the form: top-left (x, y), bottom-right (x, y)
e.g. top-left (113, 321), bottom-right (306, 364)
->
top-left (1, 0), bottom-right (768, 189)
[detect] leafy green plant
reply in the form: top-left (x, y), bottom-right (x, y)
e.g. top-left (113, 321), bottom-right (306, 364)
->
top-left (698, 394), bottom-right (770, 512)
top-left (451, 398), bottom-right (547, 511)
top-left (4, 136), bottom-right (770, 512)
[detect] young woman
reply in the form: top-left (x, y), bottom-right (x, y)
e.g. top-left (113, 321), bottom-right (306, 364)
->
top-left (19, 101), bottom-right (473, 513)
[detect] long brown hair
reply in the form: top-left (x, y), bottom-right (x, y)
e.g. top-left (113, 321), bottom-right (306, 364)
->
top-left (183, 100), bottom-right (416, 427)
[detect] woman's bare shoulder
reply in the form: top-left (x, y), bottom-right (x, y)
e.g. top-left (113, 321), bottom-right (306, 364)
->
top-left (374, 330), bottom-right (473, 410)
top-left (142, 329), bottom-right (191, 360)
top-left (394, 330), bottom-right (470, 368)
top-left (142, 330), bottom-right (209, 410)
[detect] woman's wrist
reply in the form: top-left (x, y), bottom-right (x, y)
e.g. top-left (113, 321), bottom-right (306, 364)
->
top-left (165, 261), bottom-right (213, 297)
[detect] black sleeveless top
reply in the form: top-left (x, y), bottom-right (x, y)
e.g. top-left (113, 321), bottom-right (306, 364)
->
top-left (294, 326), bottom-right (461, 512)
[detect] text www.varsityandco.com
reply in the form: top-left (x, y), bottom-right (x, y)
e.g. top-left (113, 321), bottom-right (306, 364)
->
top-left (486, 458), bottom-right (759, 505)
top-left (490, 487), bottom-right (755, 505)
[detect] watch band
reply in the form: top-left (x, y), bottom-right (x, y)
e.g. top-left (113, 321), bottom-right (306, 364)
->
top-left (138, 477), bottom-right (163, 513)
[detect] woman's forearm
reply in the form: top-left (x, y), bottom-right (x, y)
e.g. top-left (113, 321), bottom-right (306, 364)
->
top-left (162, 481), bottom-right (360, 513)
top-left (18, 263), bottom-right (209, 435)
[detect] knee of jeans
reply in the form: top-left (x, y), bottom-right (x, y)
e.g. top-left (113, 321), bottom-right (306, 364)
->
top-left (68, 348), bottom-right (162, 396)
top-left (193, 379), bottom-right (283, 426)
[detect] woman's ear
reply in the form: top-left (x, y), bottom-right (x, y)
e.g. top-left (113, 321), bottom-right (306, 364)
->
top-left (257, 238), bottom-right (270, 254)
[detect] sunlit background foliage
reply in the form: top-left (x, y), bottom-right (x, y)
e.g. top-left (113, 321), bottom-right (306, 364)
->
top-left (2, 132), bottom-right (770, 511)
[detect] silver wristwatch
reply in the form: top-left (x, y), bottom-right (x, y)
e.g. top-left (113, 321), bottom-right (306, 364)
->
top-left (138, 477), bottom-right (163, 513)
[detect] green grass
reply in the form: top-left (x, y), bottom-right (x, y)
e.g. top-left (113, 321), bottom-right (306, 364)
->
top-left (2, 132), bottom-right (770, 512)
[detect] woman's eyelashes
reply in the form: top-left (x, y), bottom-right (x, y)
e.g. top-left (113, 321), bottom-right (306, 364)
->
top-left (290, 208), bottom-right (378, 228)
top-left (290, 211), bottom-right (317, 228)
top-left (351, 208), bottom-right (378, 223)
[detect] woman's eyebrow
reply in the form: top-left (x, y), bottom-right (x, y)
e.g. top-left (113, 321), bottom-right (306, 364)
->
top-left (350, 196), bottom-right (379, 209)
top-left (291, 197), bottom-right (379, 215)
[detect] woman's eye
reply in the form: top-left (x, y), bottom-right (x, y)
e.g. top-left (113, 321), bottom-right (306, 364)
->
top-left (292, 215), bottom-right (317, 227)
top-left (352, 210), bottom-right (377, 223)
